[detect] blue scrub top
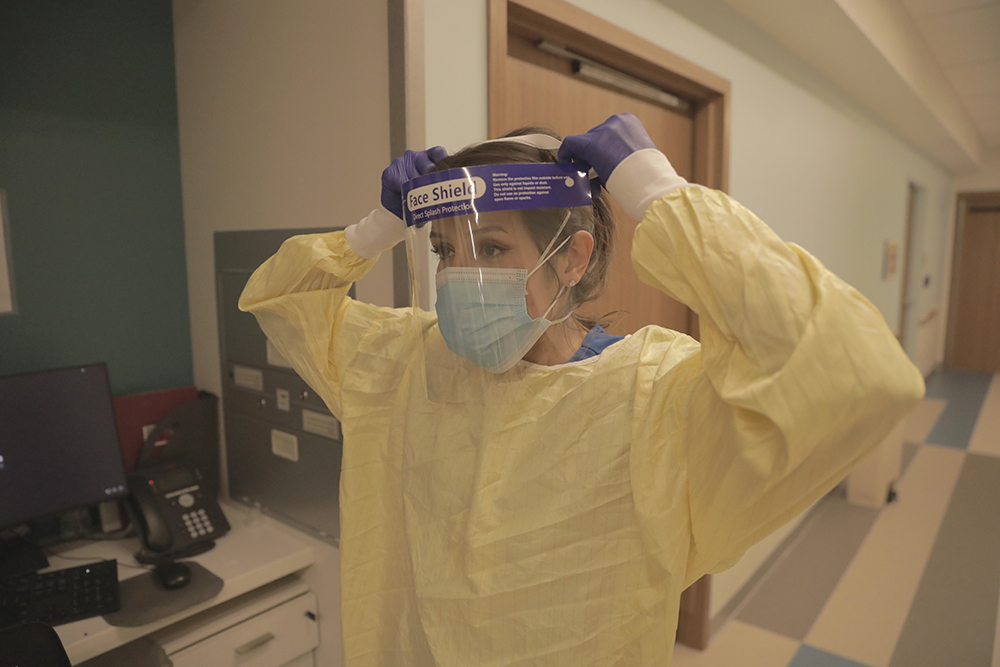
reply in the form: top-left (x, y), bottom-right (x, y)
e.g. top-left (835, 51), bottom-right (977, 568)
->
top-left (567, 325), bottom-right (624, 362)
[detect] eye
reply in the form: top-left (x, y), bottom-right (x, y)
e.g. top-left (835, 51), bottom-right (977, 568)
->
top-left (478, 242), bottom-right (507, 259)
top-left (431, 244), bottom-right (454, 260)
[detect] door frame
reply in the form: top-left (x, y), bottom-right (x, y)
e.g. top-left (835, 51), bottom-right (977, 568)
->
top-left (898, 183), bottom-right (918, 349)
top-left (945, 190), bottom-right (1000, 369)
top-left (488, 0), bottom-right (730, 650)
top-left (488, 0), bottom-right (730, 192)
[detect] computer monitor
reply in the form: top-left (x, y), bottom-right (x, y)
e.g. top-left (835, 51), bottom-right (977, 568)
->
top-left (0, 364), bottom-right (128, 536)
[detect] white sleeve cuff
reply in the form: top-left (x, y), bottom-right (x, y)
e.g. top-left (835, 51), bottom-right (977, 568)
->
top-left (606, 148), bottom-right (690, 220)
top-left (344, 206), bottom-right (407, 259)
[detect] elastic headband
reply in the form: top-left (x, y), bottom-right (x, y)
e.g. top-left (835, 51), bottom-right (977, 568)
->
top-left (468, 134), bottom-right (563, 151)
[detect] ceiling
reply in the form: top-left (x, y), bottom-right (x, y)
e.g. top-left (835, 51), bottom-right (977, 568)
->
top-left (899, 0), bottom-right (1000, 147)
top-left (690, 0), bottom-right (999, 173)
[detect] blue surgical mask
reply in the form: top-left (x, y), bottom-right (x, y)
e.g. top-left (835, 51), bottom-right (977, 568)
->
top-left (435, 214), bottom-right (574, 373)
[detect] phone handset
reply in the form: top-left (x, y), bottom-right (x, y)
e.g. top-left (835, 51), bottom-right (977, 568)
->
top-left (127, 462), bottom-right (230, 564)
top-left (130, 481), bottom-right (173, 552)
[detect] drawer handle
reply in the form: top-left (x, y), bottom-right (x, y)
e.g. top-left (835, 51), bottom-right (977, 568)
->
top-left (234, 632), bottom-right (276, 656)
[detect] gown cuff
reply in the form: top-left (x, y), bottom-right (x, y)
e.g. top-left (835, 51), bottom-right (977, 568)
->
top-left (606, 149), bottom-right (691, 221)
top-left (345, 206), bottom-right (407, 259)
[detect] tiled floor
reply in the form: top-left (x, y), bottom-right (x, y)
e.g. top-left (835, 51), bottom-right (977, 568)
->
top-left (674, 369), bottom-right (1000, 667)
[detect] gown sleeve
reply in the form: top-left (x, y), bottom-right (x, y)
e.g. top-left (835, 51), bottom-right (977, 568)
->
top-left (238, 227), bottom-right (413, 418)
top-left (629, 185), bottom-right (925, 585)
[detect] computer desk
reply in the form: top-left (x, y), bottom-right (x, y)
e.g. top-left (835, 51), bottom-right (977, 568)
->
top-left (50, 501), bottom-right (315, 665)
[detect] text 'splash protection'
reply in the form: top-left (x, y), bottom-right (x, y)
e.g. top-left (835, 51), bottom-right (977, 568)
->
top-left (402, 163), bottom-right (592, 227)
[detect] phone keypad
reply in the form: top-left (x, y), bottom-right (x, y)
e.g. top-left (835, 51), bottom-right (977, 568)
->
top-left (181, 508), bottom-right (215, 539)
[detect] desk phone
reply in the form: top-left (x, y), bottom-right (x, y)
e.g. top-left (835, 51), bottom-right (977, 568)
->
top-left (128, 463), bottom-right (230, 563)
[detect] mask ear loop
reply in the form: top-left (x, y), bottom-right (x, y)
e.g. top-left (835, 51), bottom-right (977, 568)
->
top-left (526, 209), bottom-right (573, 282)
top-left (525, 209), bottom-right (577, 324)
top-left (541, 285), bottom-right (574, 323)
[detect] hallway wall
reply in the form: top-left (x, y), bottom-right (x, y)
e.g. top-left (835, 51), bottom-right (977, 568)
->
top-left (424, 0), bottom-right (955, 356)
top-left (955, 150), bottom-right (1000, 192)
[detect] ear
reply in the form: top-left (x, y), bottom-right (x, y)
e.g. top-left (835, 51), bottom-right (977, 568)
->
top-left (560, 230), bottom-right (595, 286)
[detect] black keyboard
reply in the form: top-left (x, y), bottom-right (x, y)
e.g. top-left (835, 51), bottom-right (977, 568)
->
top-left (0, 559), bottom-right (121, 629)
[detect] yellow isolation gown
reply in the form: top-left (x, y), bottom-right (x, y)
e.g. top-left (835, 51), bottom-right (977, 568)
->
top-left (239, 186), bottom-right (924, 666)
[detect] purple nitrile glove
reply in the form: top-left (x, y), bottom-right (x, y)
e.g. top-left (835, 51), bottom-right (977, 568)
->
top-left (557, 113), bottom-right (656, 187)
top-left (380, 146), bottom-right (449, 219)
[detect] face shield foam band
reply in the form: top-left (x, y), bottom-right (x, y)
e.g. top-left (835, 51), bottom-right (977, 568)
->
top-left (467, 134), bottom-right (563, 151)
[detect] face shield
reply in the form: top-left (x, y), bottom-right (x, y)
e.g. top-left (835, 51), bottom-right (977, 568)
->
top-left (402, 155), bottom-right (594, 401)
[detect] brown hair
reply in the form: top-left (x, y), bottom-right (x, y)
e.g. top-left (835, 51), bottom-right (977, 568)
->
top-left (431, 125), bottom-right (616, 331)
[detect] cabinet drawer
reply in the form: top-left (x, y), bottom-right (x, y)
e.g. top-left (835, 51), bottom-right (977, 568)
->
top-left (168, 593), bottom-right (317, 667)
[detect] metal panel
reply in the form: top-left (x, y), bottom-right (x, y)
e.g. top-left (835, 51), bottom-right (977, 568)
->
top-left (225, 410), bottom-right (341, 543)
top-left (220, 271), bottom-right (269, 366)
top-left (224, 362), bottom-right (331, 414)
top-left (223, 367), bottom-right (338, 435)
top-left (215, 228), bottom-right (349, 543)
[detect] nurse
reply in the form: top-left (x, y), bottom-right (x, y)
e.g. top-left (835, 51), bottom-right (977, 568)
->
top-left (240, 114), bottom-right (924, 666)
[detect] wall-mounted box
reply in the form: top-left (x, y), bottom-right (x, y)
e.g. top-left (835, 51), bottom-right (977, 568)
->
top-left (215, 229), bottom-right (351, 544)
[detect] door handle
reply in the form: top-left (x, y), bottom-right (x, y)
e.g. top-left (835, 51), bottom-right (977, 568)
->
top-left (234, 632), bottom-right (275, 655)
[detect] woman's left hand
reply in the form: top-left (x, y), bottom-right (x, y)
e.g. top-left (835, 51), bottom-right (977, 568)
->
top-left (558, 113), bottom-right (656, 186)
top-left (559, 114), bottom-right (688, 221)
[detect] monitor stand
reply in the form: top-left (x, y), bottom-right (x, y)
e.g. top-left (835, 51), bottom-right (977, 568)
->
top-left (0, 534), bottom-right (50, 579)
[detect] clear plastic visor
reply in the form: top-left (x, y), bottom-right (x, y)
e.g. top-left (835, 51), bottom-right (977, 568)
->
top-left (401, 163), bottom-right (592, 400)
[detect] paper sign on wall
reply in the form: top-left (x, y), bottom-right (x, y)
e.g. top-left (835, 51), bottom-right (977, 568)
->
top-left (883, 240), bottom-right (899, 281)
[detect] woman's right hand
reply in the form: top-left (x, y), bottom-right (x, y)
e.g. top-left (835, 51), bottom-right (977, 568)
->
top-left (381, 147), bottom-right (449, 219)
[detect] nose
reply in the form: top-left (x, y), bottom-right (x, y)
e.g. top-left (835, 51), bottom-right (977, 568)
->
top-left (450, 245), bottom-right (477, 268)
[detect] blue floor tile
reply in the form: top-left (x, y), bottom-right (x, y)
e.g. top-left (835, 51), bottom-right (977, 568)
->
top-left (886, 453), bottom-right (1000, 667)
top-left (789, 646), bottom-right (872, 667)
top-left (923, 368), bottom-right (993, 449)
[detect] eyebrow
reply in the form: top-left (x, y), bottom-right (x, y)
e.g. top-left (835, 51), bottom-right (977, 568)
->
top-left (430, 225), bottom-right (511, 241)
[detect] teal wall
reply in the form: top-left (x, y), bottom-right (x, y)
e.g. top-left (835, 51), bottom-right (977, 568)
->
top-left (0, 0), bottom-right (193, 395)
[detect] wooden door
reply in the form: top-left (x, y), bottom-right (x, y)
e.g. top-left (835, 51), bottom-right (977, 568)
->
top-left (947, 192), bottom-right (1000, 372)
top-left (501, 34), bottom-right (693, 336)
top-left (490, 0), bottom-right (731, 651)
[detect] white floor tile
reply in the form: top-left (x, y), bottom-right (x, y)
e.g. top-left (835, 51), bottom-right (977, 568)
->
top-left (672, 620), bottom-right (799, 667)
top-left (804, 445), bottom-right (965, 667)
top-left (903, 398), bottom-right (946, 444)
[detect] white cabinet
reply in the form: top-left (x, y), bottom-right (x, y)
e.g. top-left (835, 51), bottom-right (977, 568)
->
top-left (151, 577), bottom-right (318, 667)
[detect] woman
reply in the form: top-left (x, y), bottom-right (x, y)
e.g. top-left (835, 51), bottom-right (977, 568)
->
top-left (240, 114), bottom-right (923, 666)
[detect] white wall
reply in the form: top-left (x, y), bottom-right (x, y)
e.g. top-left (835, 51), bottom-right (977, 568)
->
top-left (174, 0), bottom-right (393, 399)
top-left (423, 0), bottom-right (956, 622)
top-left (426, 0), bottom-right (953, 326)
top-left (173, 2), bottom-right (393, 664)
top-left (423, 1), bottom-right (489, 152)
